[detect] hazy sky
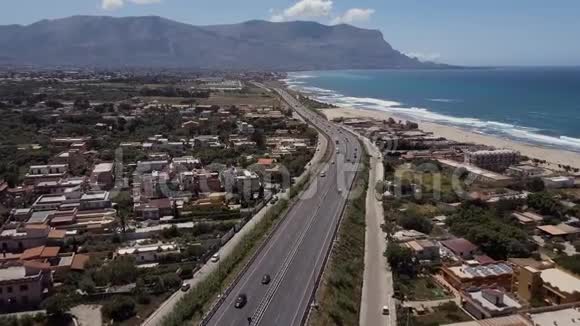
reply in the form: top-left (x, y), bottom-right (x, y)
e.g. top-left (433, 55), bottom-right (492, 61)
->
top-left (2, 0), bottom-right (580, 66)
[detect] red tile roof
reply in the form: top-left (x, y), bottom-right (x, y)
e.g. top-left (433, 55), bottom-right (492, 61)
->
top-left (20, 246), bottom-right (60, 260)
top-left (257, 158), bottom-right (274, 165)
top-left (441, 238), bottom-right (478, 256)
top-left (48, 229), bottom-right (66, 239)
top-left (71, 254), bottom-right (90, 270)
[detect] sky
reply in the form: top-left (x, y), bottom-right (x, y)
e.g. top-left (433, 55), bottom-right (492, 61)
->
top-left (1, 0), bottom-right (580, 66)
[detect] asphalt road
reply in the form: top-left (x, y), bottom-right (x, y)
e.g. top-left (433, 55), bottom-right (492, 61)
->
top-left (142, 107), bottom-right (329, 326)
top-left (203, 88), bottom-right (361, 326)
top-left (359, 135), bottom-right (397, 326)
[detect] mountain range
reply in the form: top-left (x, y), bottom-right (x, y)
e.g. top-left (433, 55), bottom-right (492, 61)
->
top-left (0, 16), bottom-right (444, 70)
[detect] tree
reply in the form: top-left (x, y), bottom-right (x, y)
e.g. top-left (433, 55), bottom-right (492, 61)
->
top-left (251, 129), bottom-right (266, 149)
top-left (42, 294), bottom-right (73, 316)
top-left (526, 178), bottom-right (545, 192)
top-left (397, 214), bottom-right (433, 234)
top-left (102, 296), bottom-right (136, 322)
top-left (104, 257), bottom-right (138, 285)
top-left (527, 192), bottom-right (563, 218)
top-left (386, 243), bottom-right (415, 276)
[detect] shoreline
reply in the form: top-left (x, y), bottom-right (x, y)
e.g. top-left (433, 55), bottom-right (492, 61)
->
top-left (320, 107), bottom-right (580, 170)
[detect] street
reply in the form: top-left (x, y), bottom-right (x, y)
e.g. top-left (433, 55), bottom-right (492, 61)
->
top-left (358, 135), bottom-right (397, 326)
top-left (201, 88), bottom-right (361, 326)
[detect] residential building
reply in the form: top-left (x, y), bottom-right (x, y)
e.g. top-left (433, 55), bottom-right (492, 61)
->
top-left (192, 135), bottom-right (222, 148)
top-left (528, 307), bottom-right (580, 326)
top-left (462, 287), bottom-right (522, 319)
top-left (136, 160), bottom-right (169, 173)
top-left (34, 177), bottom-right (86, 195)
top-left (438, 159), bottom-right (514, 187)
top-left (237, 121), bottom-right (255, 135)
top-left (441, 262), bottom-right (514, 291)
top-left (464, 149), bottom-right (519, 172)
top-left (135, 198), bottom-right (174, 220)
top-left (510, 258), bottom-right (580, 305)
top-left (441, 238), bottom-right (479, 260)
top-left (0, 262), bottom-right (53, 311)
top-left (116, 243), bottom-right (180, 264)
top-left (0, 224), bottom-right (51, 252)
top-left (90, 163), bottom-right (114, 190)
top-left (542, 176), bottom-right (575, 189)
top-left (404, 239), bottom-right (440, 264)
top-left (511, 211), bottom-right (545, 228)
top-left (506, 164), bottom-right (545, 178)
top-left (172, 156), bottom-right (201, 170)
top-left (24, 164), bottom-right (68, 185)
top-left (536, 223), bottom-right (580, 241)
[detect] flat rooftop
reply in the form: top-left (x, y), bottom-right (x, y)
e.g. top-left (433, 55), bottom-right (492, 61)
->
top-left (0, 265), bottom-right (39, 282)
top-left (448, 262), bottom-right (513, 279)
top-left (540, 268), bottom-right (580, 295)
top-left (438, 159), bottom-right (512, 181)
top-left (93, 163), bottom-right (114, 173)
top-left (529, 307), bottom-right (580, 326)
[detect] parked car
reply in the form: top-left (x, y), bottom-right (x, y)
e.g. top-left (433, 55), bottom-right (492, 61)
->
top-left (211, 253), bottom-right (220, 263)
top-left (181, 283), bottom-right (191, 292)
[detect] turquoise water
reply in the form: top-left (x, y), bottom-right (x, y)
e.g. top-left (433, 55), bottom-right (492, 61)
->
top-left (285, 68), bottom-right (580, 152)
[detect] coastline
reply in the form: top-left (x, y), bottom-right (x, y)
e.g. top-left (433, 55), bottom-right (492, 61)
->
top-left (321, 107), bottom-right (580, 169)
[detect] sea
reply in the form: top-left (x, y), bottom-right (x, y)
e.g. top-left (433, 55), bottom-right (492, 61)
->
top-left (283, 68), bottom-right (580, 153)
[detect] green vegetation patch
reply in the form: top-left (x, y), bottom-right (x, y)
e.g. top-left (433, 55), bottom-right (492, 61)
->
top-left (397, 277), bottom-right (450, 301)
top-left (401, 302), bottom-right (472, 326)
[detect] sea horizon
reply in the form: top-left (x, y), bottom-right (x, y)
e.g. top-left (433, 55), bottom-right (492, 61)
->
top-left (284, 67), bottom-right (580, 153)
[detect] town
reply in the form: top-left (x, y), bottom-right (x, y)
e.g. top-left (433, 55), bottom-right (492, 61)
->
top-left (335, 114), bottom-right (580, 326)
top-left (0, 70), bottom-right (320, 325)
top-left (1, 68), bottom-right (580, 326)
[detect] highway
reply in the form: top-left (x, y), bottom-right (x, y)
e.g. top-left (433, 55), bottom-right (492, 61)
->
top-left (202, 88), bottom-right (361, 326)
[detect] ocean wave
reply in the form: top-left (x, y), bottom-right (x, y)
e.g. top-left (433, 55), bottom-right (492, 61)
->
top-left (287, 73), bottom-right (316, 79)
top-left (281, 76), bottom-right (580, 152)
top-left (428, 98), bottom-right (461, 103)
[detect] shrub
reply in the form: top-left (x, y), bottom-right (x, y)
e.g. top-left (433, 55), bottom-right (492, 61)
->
top-left (102, 296), bottom-right (136, 322)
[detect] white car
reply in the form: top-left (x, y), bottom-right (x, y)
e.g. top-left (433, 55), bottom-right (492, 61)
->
top-left (211, 253), bottom-right (220, 263)
top-left (382, 306), bottom-right (390, 315)
top-left (320, 172), bottom-right (326, 177)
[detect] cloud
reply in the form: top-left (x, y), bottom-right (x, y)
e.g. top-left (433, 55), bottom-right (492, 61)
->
top-left (405, 52), bottom-right (442, 62)
top-left (331, 8), bottom-right (375, 25)
top-left (102, 0), bottom-right (123, 10)
top-left (101, 0), bottom-right (161, 11)
top-left (270, 0), bottom-right (333, 22)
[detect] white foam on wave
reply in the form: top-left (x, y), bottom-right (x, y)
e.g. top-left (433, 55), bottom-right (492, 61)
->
top-left (287, 73), bottom-right (316, 79)
top-left (428, 98), bottom-right (461, 103)
top-left (281, 75), bottom-right (580, 152)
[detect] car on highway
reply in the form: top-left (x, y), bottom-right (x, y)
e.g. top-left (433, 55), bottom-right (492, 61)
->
top-left (235, 294), bottom-right (248, 308)
top-left (261, 274), bottom-right (271, 285)
top-left (210, 253), bottom-right (220, 263)
top-left (181, 283), bottom-right (191, 292)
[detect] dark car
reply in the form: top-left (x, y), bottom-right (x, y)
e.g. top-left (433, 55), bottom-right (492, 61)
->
top-left (234, 294), bottom-right (247, 308)
top-left (261, 274), bottom-right (271, 285)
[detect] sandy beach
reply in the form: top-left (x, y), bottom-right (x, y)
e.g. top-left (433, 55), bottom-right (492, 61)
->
top-left (322, 107), bottom-right (580, 170)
